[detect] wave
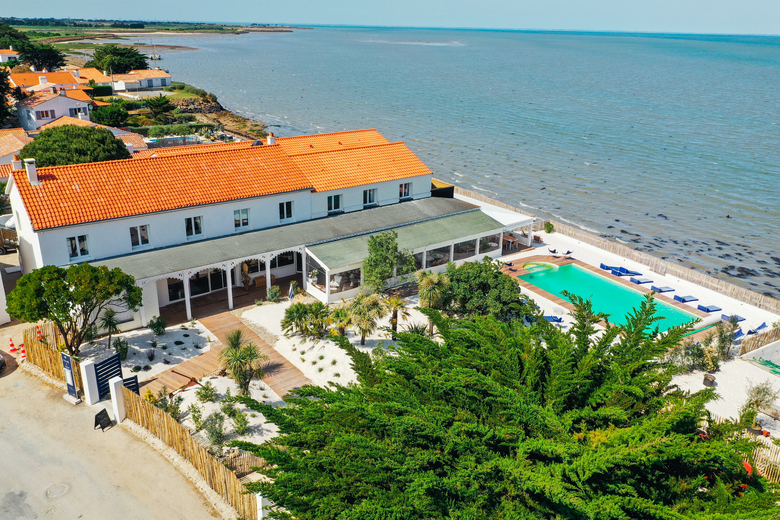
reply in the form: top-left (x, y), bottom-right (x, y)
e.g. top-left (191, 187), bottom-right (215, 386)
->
top-left (362, 39), bottom-right (465, 47)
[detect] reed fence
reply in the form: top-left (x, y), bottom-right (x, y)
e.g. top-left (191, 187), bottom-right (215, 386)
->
top-left (223, 449), bottom-right (266, 479)
top-left (22, 323), bottom-right (83, 393)
top-left (739, 327), bottom-right (780, 356)
top-left (704, 413), bottom-right (780, 482)
top-left (122, 387), bottom-right (257, 519)
top-left (453, 186), bottom-right (780, 316)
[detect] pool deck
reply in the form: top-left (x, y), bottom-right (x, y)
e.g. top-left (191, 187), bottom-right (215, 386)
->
top-left (503, 255), bottom-right (709, 325)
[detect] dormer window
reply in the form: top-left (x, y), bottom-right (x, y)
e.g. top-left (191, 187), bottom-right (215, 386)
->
top-left (363, 188), bottom-right (377, 208)
top-left (279, 201), bottom-right (294, 223)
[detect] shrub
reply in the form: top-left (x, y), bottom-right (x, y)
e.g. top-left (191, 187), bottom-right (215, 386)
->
top-left (150, 340), bottom-right (157, 348)
top-left (334, 373), bottom-right (341, 378)
top-left (221, 400), bottom-right (238, 419)
top-left (132, 366), bottom-right (142, 372)
top-left (113, 338), bottom-right (129, 360)
top-left (203, 412), bottom-right (225, 445)
top-left (174, 340), bottom-right (184, 346)
top-left (233, 412), bottom-right (249, 435)
top-left (142, 365), bottom-right (152, 371)
top-left (149, 315), bottom-right (167, 336)
top-left (267, 286), bottom-right (281, 303)
top-left (331, 359), bottom-right (337, 365)
top-left (544, 221), bottom-right (554, 233)
top-left (183, 333), bottom-right (190, 337)
top-left (188, 403), bottom-right (205, 431)
top-left (318, 367), bottom-right (324, 372)
top-left (146, 349), bottom-right (156, 362)
top-left (196, 381), bottom-right (218, 403)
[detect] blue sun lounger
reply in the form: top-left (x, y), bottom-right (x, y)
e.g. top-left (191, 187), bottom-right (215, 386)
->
top-left (733, 329), bottom-right (745, 340)
top-left (651, 286), bottom-right (674, 293)
top-left (674, 295), bottom-right (698, 303)
top-left (748, 322), bottom-right (767, 335)
top-left (721, 314), bottom-right (745, 323)
top-left (619, 267), bottom-right (643, 276)
top-left (600, 263), bottom-right (619, 271)
top-left (698, 304), bottom-right (722, 313)
top-left (630, 277), bottom-right (653, 284)
top-left (544, 316), bottom-right (563, 323)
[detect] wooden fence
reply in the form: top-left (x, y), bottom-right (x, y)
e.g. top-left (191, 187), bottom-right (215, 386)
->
top-left (739, 327), bottom-right (780, 356)
top-left (22, 323), bottom-right (83, 393)
top-left (223, 449), bottom-right (266, 479)
top-left (705, 413), bottom-right (780, 482)
top-left (453, 186), bottom-right (780, 316)
top-left (122, 387), bottom-right (258, 519)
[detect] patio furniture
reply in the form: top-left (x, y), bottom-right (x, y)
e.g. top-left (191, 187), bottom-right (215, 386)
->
top-left (544, 316), bottom-right (563, 323)
top-left (611, 270), bottom-right (632, 277)
top-left (651, 286), bottom-right (674, 293)
top-left (563, 250), bottom-right (573, 257)
top-left (733, 329), bottom-right (745, 340)
top-left (697, 304), bottom-right (722, 313)
top-left (721, 314), bottom-right (746, 323)
top-left (255, 274), bottom-right (276, 287)
top-left (600, 263), bottom-right (619, 271)
top-left (674, 295), bottom-right (698, 303)
top-left (618, 267), bottom-right (643, 276)
top-left (748, 322), bottom-right (767, 335)
top-left (505, 262), bottom-right (515, 267)
top-left (548, 248), bottom-right (558, 255)
top-left (703, 374), bottom-right (716, 387)
top-left (630, 277), bottom-right (653, 284)
top-left (533, 235), bottom-right (542, 244)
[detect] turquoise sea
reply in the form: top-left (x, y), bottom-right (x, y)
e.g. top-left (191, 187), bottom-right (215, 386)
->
top-left (128, 28), bottom-right (780, 297)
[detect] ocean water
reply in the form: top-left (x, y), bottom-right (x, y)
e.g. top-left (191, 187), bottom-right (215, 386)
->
top-left (132, 28), bottom-right (780, 297)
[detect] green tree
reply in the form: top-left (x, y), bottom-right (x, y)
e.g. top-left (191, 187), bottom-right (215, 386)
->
top-left (19, 126), bottom-right (132, 167)
top-left (0, 68), bottom-right (12, 127)
top-left (143, 94), bottom-right (175, 119)
top-left (7, 264), bottom-right (143, 356)
top-left (328, 305), bottom-right (352, 337)
top-left (383, 295), bottom-right (410, 338)
top-left (361, 230), bottom-right (415, 294)
top-left (219, 331), bottom-right (268, 396)
top-left (84, 44), bottom-right (148, 74)
top-left (90, 105), bottom-right (129, 127)
top-left (415, 270), bottom-right (449, 335)
top-left (233, 296), bottom-right (778, 520)
top-left (348, 293), bottom-right (387, 345)
top-left (19, 43), bottom-right (65, 71)
top-left (98, 308), bottom-right (120, 350)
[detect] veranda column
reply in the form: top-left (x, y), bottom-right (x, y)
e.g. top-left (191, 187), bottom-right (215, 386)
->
top-left (266, 255), bottom-right (273, 291)
top-left (227, 269), bottom-right (234, 310)
top-left (183, 276), bottom-right (192, 321)
top-left (526, 219), bottom-right (534, 247)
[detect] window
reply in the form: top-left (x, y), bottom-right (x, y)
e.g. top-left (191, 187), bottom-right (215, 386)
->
top-left (479, 234), bottom-right (501, 254)
top-left (271, 252), bottom-right (295, 269)
top-left (327, 194), bottom-right (342, 213)
top-left (234, 209), bottom-right (249, 229)
top-left (279, 201), bottom-right (293, 222)
top-left (35, 110), bottom-right (54, 120)
top-left (399, 183), bottom-right (411, 199)
top-left (129, 225), bottom-right (150, 248)
top-left (426, 245), bottom-right (451, 269)
top-left (185, 216), bottom-right (203, 238)
top-left (66, 235), bottom-right (89, 260)
top-left (363, 188), bottom-right (377, 207)
top-left (68, 107), bottom-right (87, 117)
top-left (453, 239), bottom-right (477, 261)
top-left (413, 251), bottom-right (424, 270)
top-left (329, 267), bottom-right (361, 294)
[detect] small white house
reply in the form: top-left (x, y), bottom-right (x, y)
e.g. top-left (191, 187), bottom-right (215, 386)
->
top-left (0, 47), bottom-right (20, 63)
top-left (16, 90), bottom-right (91, 131)
top-left (111, 69), bottom-right (172, 91)
top-left (0, 129), bottom-right (33, 165)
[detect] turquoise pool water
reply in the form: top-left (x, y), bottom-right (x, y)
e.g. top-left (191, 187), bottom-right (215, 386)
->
top-left (520, 263), bottom-right (697, 331)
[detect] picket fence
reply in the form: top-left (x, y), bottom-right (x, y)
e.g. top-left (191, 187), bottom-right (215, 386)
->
top-left (705, 413), bottom-right (780, 483)
top-left (122, 387), bottom-right (258, 519)
top-left (739, 327), bottom-right (780, 356)
top-left (453, 187), bottom-right (780, 316)
top-left (22, 323), bottom-right (84, 393)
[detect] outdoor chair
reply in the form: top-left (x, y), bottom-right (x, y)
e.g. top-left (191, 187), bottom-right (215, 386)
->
top-left (651, 286), bottom-right (674, 293)
top-left (630, 277), bottom-right (653, 284)
top-left (748, 322), bottom-right (768, 335)
top-left (674, 295), bottom-right (698, 303)
top-left (697, 304), bottom-right (722, 313)
top-left (733, 329), bottom-right (745, 341)
top-left (721, 314), bottom-right (745, 323)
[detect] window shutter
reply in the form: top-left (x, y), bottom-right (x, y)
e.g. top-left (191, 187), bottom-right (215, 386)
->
top-left (69, 108), bottom-right (75, 117)
top-left (49, 110), bottom-right (55, 119)
top-left (35, 111), bottom-right (41, 119)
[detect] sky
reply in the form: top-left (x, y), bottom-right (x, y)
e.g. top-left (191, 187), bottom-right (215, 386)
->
top-left (6, 0), bottom-right (780, 35)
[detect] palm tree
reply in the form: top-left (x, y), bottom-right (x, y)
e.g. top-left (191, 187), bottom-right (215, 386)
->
top-left (219, 340), bottom-right (268, 395)
top-left (329, 305), bottom-right (352, 337)
top-left (308, 301), bottom-right (331, 338)
top-left (99, 308), bottom-right (120, 350)
top-left (349, 293), bottom-right (388, 345)
top-left (383, 295), bottom-right (410, 339)
top-left (281, 303), bottom-right (310, 337)
top-left (415, 271), bottom-right (449, 336)
top-left (224, 329), bottom-right (247, 351)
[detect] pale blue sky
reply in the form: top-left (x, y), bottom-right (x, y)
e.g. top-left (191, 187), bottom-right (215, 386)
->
top-left (6, 1), bottom-right (780, 35)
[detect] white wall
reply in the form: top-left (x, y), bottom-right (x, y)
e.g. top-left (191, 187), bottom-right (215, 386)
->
top-left (32, 189), bottom-right (313, 269)
top-left (310, 174), bottom-right (432, 219)
top-left (18, 96), bottom-right (90, 131)
top-left (0, 53), bottom-right (20, 63)
top-left (8, 182), bottom-right (43, 274)
top-left (0, 270), bottom-right (11, 325)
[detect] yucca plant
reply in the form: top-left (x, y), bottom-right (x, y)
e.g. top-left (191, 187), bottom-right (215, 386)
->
top-left (383, 295), bottom-right (410, 339)
top-left (349, 293), bottom-right (388, 345)
top-left (415, 270), bottom-right (449, 335)
top-left (281, 302), bottom-right (311, 337)
top-left (220, 341), bottom-right (268, 396)
top-left (329, 305), bottom-right (352, 337)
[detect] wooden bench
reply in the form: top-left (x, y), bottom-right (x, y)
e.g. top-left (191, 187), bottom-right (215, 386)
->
top-left (254, 274), bottom-right (276, 287)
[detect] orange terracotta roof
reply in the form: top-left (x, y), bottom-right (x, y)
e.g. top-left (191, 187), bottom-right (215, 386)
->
top-left (14, 145), bottom-right (312, 230)
top-left (0, 133), bottom-right (33, 157)
top-left (112, 69), bottom-right (171, 81)
top-left (63, 90), bottom-right (94, 103)
top-left (39, 116), bottom-right (99, 129)
top-left (10, 71), bottom-right (80, 88)
top-left (92, 99), bottom-right (111, 107)
top-left (289, 141), bottom-right (432, 193)
top-left (117, 133), bottom-right (148, 151)
top-left (0, 49), bottom-right (20, 55)
top-left (73, 67), bottom-right (112, 84)
top-left (0, 164), bottom-right (12, 180)
top-left (133, 141), bottom-right (253, 159)
top-left (0, 128), bottom-right (29, 139)
top-left (16, 91), bottom-right (59, 108)
top-left (274, 129), bottom-right (389, 155)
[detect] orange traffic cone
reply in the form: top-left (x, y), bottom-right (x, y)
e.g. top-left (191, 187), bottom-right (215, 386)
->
top-left (9, 338), bottom-right (17, 353)
top-left (36, 325), bottom-right (42, 341)
top-left (19, 345), bottom-right (26, 361)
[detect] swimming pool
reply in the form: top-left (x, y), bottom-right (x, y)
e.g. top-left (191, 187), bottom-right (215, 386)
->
top-left (520, 263), bottom-right (698, 331)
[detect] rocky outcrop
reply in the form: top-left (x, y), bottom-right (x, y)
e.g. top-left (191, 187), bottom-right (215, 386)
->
top-left (173, 98), bottom-right (225, 114)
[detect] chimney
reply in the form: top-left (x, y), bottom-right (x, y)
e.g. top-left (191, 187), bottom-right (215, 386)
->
top-left (24, 158), bottom-right (40, 186)
top-left (266, 132), bottom-right (276, 145)
top-left (125, 143), bottom-right (134, 154)
top-left (59, 89), bottom-right (66, 96)
top-left (39, 76), bottom-right (47, 85)
top-left (12, 155), bottom-right (22, 170)
top-left (9, 45), bottom-right (12, 51)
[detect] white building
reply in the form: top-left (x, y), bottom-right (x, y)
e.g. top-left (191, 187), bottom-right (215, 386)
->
top-left (16, 90), bottom-right (91, 131)
top-left (0, 47), bottom-right (20, 63)
top-left (111, 68), bottom-right (172, 91)
top-left (0, 129), bottom-right (33, 165)
top-left (5, 129), bottom-right (524, 330)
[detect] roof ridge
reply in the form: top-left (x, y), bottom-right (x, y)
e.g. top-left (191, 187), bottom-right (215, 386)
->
top-left (276, 128), bottom-right (379, 141)
top-left (285, 140), bottom-right (404, 157)
top-left (135, 141), bottom-right (254, 159)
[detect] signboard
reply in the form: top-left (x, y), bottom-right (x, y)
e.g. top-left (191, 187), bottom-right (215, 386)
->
top-left (94, 409), bottom-right (112, 432)
top-left (61, 352), bottom-right (78, 400)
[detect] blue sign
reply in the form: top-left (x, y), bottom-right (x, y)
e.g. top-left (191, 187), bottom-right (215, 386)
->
top-left (61, 352), bottom-right (78, 400)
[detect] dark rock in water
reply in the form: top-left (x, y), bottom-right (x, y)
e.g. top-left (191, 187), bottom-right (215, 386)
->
top-left (173, 98), bottom-right (225, 114)
top-left (657, 214), bottom-right (668, 219)
top-left (721, 266), bottom-right (759, 278)
top-left (715, 240), bottom-right (730, 246)
top-left (771, 257), bottom-right (780, 265)
top-left (607, 225), bottom-right (615, 229)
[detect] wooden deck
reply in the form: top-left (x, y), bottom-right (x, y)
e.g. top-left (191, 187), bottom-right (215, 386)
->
top-left (504, 255), bottom-right (709, 324)
top-left (140, 308), bottom-right (312, 398)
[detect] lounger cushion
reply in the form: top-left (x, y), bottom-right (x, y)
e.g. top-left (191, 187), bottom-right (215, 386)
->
top-left (721, 314), bottom-right (746, 322)
top-left (674, 295), bottom-right (698, 303)
top-left (698, 304), bottom-right (722, 313)
top-left (630, 277), bottom-right (653, 284)
top-left (651, 286), bottom-right (674, 293)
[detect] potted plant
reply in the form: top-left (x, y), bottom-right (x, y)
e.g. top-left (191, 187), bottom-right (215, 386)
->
top-left (308, 269), bottom-right (319, 285)
top-left (241, 262), bottom-right (251, 292)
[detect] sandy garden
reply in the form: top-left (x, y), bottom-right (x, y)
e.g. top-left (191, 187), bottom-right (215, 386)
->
top-left (79, 320), bottom-right (215, 380)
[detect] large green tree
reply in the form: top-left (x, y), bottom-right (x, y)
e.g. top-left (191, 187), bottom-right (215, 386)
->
top-left (90, 105), bottom-right (129, 127)
top-left (143, 94), bottom-right (175, 119)
top-left (0, 68), bottom-right (12, 127)
top-left (85, 44), bottom-right (148, 74)
top-left (233, 296), bottom-right (778, 520)
top-left (19, 126), bottom-right (132, 167)
top-left (361, 230), bottom-right (415, 294)
top-left (7, 264), bottom-right (143, 356)
top-left (18, 43), bottom-right (65, 71)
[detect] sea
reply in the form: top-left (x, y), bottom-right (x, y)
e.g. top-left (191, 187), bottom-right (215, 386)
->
top-left (126, 27), bottom-right (780, 298)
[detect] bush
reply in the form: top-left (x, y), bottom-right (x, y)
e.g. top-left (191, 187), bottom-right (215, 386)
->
top-left (142, 365), bottom-right (152, 371)
top-left (188, 403), bottom-right (205, 431)
top-left (174, 340), bottom-right (184, 346)
top-left (113, 338), bottom-right (129, 360)
top-left (148, 124), bottom-right (198, 137)
top-left (149, 315), bottom-right (167, 336)
top-left (267, 286), bottom-right (281, 303)
top-left (233, 412), bottom-right (249, 435)
top-left (221, 400), bottom-right (238, 419)
top-left (196, 381), bottom-right (218, 403)
top-left (146, 349), bottom-right (155, 362)
top-left (203, 412), bottom-right (225, 445)
top-left (544, 221), bottom-right (554, 233)
top-left (90, 85), bottom-right (113, 97)
top-left (132, 366), bottom-right (142, 372)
